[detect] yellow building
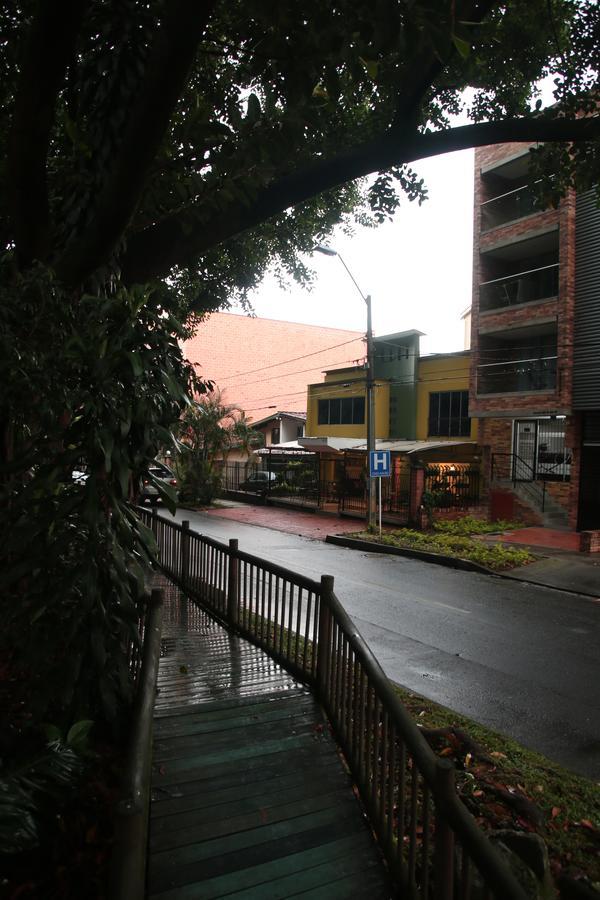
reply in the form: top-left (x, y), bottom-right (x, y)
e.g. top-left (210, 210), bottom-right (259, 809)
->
top-left (306, 367), bottom-right (391, 440)
top-left (416, 351), bottom-right (478, 445)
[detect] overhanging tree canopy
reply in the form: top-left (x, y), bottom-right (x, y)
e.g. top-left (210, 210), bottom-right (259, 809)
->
top-left (1, 0), bottom-right (600, 729)
top-left (3, 0), bottom-right (600, 306)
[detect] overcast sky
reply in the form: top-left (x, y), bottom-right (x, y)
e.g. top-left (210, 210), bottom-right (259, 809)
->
top-left (230, 147), bottom-right (475, 357)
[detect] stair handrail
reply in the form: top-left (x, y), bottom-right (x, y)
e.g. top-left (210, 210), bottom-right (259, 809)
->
top-left (490, 452), bottom-right (546, 512)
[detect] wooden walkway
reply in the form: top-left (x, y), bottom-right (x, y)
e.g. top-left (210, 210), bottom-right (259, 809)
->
top-left (147, 586), bottom-right (391, 899)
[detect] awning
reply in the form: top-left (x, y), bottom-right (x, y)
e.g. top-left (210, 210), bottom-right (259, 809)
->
top-left (298, 437), bottom-right (476, 454)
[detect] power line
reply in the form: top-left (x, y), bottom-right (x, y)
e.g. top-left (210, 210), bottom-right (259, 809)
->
top-left (195, 336), bottom-right (366, 384)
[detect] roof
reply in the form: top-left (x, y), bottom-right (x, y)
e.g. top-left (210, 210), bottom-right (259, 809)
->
top-left (299, 437), bottom-right (476, 454)
top-left (250, 410), bottom-right (306, 428)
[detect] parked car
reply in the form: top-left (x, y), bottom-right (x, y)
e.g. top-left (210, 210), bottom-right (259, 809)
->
top-left (238, 471), bottom-right (277, 494)
top-left (139, 461), bottom-right (179, 505)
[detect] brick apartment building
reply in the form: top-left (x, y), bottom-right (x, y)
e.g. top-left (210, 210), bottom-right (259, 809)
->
top-left (471, 142), bottom-right (600, 530)
top-left (182, 312), bottom-right (365, 421)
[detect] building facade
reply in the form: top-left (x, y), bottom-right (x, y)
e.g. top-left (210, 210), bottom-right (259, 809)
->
top-left (183, 312), bottom-right (364, 418)
top-left (470, 143), bottom-right (600, 530)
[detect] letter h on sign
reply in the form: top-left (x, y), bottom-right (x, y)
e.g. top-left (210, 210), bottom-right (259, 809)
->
top-left (369, 450), bottom-right (391, 478)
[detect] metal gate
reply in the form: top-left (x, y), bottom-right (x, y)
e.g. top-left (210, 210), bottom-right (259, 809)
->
top-left (513, 418), bottom-right (570, 482)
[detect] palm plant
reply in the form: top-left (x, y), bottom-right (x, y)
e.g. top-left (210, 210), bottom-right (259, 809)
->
top-left (177, 391), bottom-right (263, 502)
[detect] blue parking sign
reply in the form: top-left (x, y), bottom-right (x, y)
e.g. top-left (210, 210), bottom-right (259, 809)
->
top-left (369, 450), bottom-right (391, 477)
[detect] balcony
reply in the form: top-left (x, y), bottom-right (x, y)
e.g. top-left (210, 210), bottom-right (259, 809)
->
top-left (477, 355), bottom-right (557, 394)
top-left (480, 263), bottom-right (559, 313)
top-left (481, 182), bottom-right (546, 231)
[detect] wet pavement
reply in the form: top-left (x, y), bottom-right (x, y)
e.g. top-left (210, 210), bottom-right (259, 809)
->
top-left (166, 506), bottom-right (600, 779)
top-left (187, 501), bottom-right (600, 599)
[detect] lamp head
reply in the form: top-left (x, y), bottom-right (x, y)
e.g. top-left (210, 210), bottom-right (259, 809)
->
top-left (314, 245), bottom-right (337, 257)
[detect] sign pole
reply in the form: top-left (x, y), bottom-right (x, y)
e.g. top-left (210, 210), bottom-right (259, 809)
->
top-left (378, 476), bottom-right (382, 535)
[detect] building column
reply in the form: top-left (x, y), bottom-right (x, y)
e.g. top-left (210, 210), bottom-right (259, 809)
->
top-left (409, 464), bottom-right (425, 527)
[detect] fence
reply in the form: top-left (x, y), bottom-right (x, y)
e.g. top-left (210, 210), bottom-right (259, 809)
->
top-left (425, 464), bottom-right (480, 509)
top-left (140, 508), bottom-right (527, 900)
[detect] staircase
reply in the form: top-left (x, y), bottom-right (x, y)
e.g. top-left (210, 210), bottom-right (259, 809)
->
top-left (491, 453), bottom-right (569, 528)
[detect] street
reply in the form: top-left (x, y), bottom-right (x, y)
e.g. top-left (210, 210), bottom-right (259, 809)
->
top-left (164, 509), bottom-right (600, 779)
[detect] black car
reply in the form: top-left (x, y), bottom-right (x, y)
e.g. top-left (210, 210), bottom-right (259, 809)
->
top-left (238, 471), bottom-right (278, 494)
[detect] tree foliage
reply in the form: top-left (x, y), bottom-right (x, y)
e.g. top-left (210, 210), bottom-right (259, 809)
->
top-left (1, 0), bottom-right (599, 730)
top-left (177, 391), bottom-right (264, 503)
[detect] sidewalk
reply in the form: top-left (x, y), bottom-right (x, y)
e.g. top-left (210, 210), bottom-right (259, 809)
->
top-left (195, 501), bottom-right (600, 599)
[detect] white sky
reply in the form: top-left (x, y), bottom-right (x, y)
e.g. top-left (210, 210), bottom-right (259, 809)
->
top-left (231, 148), bottom-right (475, 356)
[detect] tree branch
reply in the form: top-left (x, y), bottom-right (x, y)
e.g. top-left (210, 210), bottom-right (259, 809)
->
top-left (55, 0), bottom-right (217, 287)
top-left (121, 113), bottom-right (600, 284)
top-left (8, 0), bottom-right (88, 267)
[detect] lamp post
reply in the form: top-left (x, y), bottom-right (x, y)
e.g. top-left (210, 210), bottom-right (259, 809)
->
top-left (314, 245), bottom-right (376, 530)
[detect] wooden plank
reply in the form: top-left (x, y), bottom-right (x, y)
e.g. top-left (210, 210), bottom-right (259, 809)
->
top-left (151, 777), bottom-right (352, 835)
top-left (149, 806), bottom-right (364, 875)
top-left (153, 687), bottom-right (309, 720)
top-left (150, 760), bottom-right (343, 818)
top-left (147, 584), bottom-right (390, 899)
top-left (149, 791), bottom-right (357, 853)
top-left (149, 828), bottom-right (378, 897)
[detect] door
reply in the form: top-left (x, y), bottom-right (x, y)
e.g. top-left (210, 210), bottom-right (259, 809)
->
top-left (513, 420), bottom-right (537, 480)
top-left (578, 445), bottom-right (600, 530)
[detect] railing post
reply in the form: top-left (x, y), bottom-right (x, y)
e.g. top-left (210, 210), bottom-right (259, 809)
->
top-left (317, 575), bottom-right (334, 701)
top-left (227, 538), bottom-right (239, 627)
top-left (433, 759), bottom-right (455, 900)
top-left (180, 520), bottom-right (190, 586)
top-left (151, 506), bottom-right (158, 537)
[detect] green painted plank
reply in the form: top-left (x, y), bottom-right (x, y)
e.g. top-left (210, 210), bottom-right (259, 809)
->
top-left (288, 866), bottom-right (391, 899)
top-left (149, 820), bottom-right (368, 892)
top-left (151, 732), bottom-right (333, 782)
top-left (155, 681), bottom-right (299, 711)
top-left (149, 805), bottom-right (363, 875)
top-left (149, 830), bottom-right (385, 899)
top-left (217, 850), bottom-right (387, 900)
top-left (151, 776), bottom-right (351, 834)
top-left (150, 760), bottom-right (343, 818)
top-left (151, 740), bottom-right (337, 788)
top-left (153, 696), bottom-right (316, 737)
top-left (153, 688), bottom-right (308, 720)
top-left (152, 714), bottom-right (320, 761)
top-left (149, 793), bottom-right (358, 853)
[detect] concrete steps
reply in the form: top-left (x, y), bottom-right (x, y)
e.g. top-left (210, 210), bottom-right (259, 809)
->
top-left (492, 478), bottom-right (569, 528)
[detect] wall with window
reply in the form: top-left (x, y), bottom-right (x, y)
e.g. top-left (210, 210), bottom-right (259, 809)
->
top-left (305, 371), bottom-right (391, 438)
top-left (416, 352), bottom-right (478, 441)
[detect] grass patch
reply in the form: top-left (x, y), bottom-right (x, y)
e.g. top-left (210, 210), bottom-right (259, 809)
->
top-left (394, 684), bottom-right (600, 888)
top-left (351, 527), bottom-right (535, 570)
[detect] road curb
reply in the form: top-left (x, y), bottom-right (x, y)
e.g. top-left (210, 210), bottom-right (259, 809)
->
top-left (325, 534), bottom-right (492, 575)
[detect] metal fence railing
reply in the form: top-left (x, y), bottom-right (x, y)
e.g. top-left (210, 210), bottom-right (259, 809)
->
top-left (139, 508), bottom-right (527, 900)
top-left (425, 464), bottom-right (480, 509)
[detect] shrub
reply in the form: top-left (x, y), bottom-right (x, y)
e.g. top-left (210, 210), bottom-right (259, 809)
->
top-left (433, 516), bottom-right (524, 536)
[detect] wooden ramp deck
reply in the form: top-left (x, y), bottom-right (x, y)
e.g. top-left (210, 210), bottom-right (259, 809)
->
top-left (147, 588), bottom-right (391, 899)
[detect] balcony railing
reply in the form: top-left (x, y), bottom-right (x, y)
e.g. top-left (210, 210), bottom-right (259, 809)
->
top-left (480, 263), bottom-right (559, 312)
top-left (477, 355), bottom-right (557, 394)
top-left (481, 182), bottom-right (546, 231)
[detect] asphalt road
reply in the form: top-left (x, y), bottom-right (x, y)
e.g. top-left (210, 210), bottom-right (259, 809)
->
top-left (164, 509), bottom-right (600, 779)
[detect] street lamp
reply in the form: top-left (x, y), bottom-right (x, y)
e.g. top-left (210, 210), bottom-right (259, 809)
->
top-left (314, 245), bottom-right (376, 530)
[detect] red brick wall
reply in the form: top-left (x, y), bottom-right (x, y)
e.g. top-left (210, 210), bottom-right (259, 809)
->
top-left (470, 145), bottom-right (575, 420)
top-left (183, 312), bottom-right (364, 419)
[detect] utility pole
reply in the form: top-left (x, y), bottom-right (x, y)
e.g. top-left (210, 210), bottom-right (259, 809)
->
top-left (314, 245), bottom-right (377, 531)
top-left (365, 294), bottom-right (376, 531)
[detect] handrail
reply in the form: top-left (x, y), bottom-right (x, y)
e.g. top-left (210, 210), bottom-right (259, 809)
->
top-left (480, 178), bottom-right (544, 207)
top-left (478, 354), bottom-right (557, 370)
top-left (491, 452), bottom-right (547, 512)
top-left (140, 508), bottom-right (528, 899)
top-left (110, 588), bottom-right (164, 900)
top-left (480, 261), bottom-right (559, 287)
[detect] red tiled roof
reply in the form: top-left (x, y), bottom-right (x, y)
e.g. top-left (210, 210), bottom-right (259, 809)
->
top-left (183, 312), bottom-right (365, 417)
